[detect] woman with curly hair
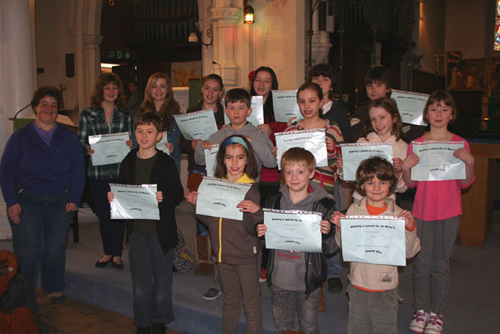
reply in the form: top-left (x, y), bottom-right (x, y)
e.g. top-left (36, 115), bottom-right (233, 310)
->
top-left (77, 72), bottom-right (132, 270)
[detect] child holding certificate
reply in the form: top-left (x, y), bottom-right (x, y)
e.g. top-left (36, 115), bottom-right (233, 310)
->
top-left (337, 97), bottom-right (408, 202)
top-left (108, 112), bottom-right (184, 334)
top-left (256, 148), bottom-right (336, 334)
top-left (331, 156), bottom-right (420, 334)
top-left (186, 135), bottom-right (263, 334)
top-left (402, 90), bottom-right (475, 334)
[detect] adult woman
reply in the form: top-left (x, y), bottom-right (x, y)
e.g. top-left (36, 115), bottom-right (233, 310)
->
top-left (250, 66), bottom-right (286, 282)
top-left (0, 86), bottom-right (85, 303)
top-left (136, 72), bottom-right (182, 172)
top-left (77, 73), bottom-right (132, 270)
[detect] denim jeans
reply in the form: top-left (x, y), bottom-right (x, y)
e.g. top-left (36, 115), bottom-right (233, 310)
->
top-left (129, 232), bottom-right (174, 327)
top-left (89, 178), bottom-right (125, 257)
top-left (326, 252), bottom-right (342, 278)
top-left (9, 188), bottom-right (74, 294)
top-left (271, 285), bottom-right (321, 334)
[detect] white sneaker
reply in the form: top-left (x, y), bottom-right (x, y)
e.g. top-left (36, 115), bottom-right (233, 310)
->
top-left (409, 310), bottom-right (429, 333)
top-left (424, 312), bottom-right (443, 334)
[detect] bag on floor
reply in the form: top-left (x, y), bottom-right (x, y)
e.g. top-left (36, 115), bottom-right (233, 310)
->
top-left (173, 230), bottom-right (197, 272)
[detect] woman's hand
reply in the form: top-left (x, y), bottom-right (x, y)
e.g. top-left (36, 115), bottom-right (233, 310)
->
top-left (126, 140), bottom-right (133, 149)
top-left (7, 204), bottom-right (21, 224)
top-left (237, 200), bottom-right (260, 214)
top-left (398, 210), bottom-right (415, 230)
top-left (157, 191), bottom-right (163, 203)
top-left (392, 157), bottom-right (403, 175)
top-left (337, 156), bottom-right (343, 170)
top-left (257, 223), bottom-right (267, 237)
top-left (191, 139), bottom-right (201, 151)
top-left (257, 124), bottom-right (272, 136)
top-left (184, 189), bottom-right (198, 205)
top-left (88, 148), bottom-right (95, 155)
top-left (330, 211), bottom-right (345, 232)
top-left (165, 143), bottom-right (174, 154)
top-left (402, 153), bottom-right (419, 171)
top-left (201, 141), bottom-right (213, 150)
top-left (66, 203), bottom-right (78, 212)
top-left (287, 116), bottom-right (297, 127)
top-left (107, 191), bottom-right (114, 203)
top-left (454, 148), bottom-right (474, 165)
top-left (272, 146), bottom-right (278, 157)
top-left (320, 220), bottom-right (331, 234)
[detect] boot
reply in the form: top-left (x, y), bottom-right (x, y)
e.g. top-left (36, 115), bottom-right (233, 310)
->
top-left (195, 235), bottom-right (211, 276)
top-left (318, 283), bottom-right (327, 312)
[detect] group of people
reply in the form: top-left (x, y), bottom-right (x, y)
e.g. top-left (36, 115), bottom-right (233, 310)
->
top-left (0, 63), bottom-right (475, 334)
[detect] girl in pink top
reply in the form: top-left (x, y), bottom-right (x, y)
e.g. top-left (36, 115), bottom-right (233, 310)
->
top-left (402, 90), bottom-right (475, 334)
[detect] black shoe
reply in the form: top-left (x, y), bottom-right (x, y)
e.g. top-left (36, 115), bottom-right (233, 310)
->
top-left (327, 277), bottom-right (343, 293)
top-left (94, 256), bottom-right (112, 268)
top-left (111, 258), bottom-right (124, 270)
top-left (136, 326), bottom-right (151, 334)
top-left (152, 323), bottom-right (166, 334)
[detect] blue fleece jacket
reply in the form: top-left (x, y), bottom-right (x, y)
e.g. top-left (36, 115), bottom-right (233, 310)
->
top-left (0, 122), bottom-right (85, 207)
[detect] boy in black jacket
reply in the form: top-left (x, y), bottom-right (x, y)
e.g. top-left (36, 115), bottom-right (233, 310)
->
top-left (108, 112), bottom-right (184, 334)
top-left (257, 148), bottom-right (336, 334)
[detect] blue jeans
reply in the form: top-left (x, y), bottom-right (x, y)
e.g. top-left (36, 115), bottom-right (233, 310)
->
top-left (326, 252), bottom-right (342, 278)
top-left (89, 178), bottom-right (125, 257)
top-left (129, 233), bottom-right (174, 327)
top-left (9, 188), bottom-right (74, 294)
top-left (271, 285), bottom-right (321, 334)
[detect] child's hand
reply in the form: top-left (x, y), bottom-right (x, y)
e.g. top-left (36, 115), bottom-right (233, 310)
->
top-left (287, 116), bottom-right (297, 127)
top-left (88, 147), bottom-right (95, 155)
top-left (237, 200), bottom-right (260, 213)
top-left (126, 140), bottom-right (133, 149)
top-left (165, 143), bottom-right (174, 153)
top-left (330, 211), bottom-right (345, 231)
top-left (402, 153), bottom-right (419, 171)
top-left (243, 135), bottom-right (253, 143)
top-left (392, 158), bottom-right (403, 174)
top-left (184, 189), bottom-right (198, 205)
top-left (337, 156), bottom-right (343, 170)
top-left (398, 210), bottom-right (415, 230)
top-left (107, 191), bottom-right (114, 203)
top-left (454, 148), bottom-right (474, 165)
top-left (272, 146), bottom-right (278, 157)
top-left (326, 137), bottom-right (335, 151)
top-left (320, 220), bottom-right (331, 234)
top-left (257, 124), bottom-right (272, 136)
top-left (157, 191), bottom-right (163, 203)
top-left (191, 139), bottom-right (201, 151)
top-left (201, 141), bottom-right (213, 149)
top-left (257, 223), bottom-right (267, 237)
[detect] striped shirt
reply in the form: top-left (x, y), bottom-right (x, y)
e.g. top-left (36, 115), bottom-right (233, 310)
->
top-left (77, 106), bottom-right (132, 180)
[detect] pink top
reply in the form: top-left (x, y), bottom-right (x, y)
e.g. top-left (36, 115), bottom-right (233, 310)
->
top-left (405, 134), bottom-right (475, 221)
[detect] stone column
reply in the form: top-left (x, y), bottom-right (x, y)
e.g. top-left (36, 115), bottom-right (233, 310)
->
top-left (0, 0), bottom-right (37, 239)
top-left (211, 6), bottom-right (240, 88)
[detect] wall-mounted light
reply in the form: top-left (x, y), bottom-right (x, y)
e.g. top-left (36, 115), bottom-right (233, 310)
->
top-left (188, 21), bottom-right (213, 47)
top-left (244, 1), bottom-right (255, 24)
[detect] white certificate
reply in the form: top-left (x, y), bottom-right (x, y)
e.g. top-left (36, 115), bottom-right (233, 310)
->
top-left (391, 90), bottom-right (429, 126)
top-left (109, 183), bottom-right (159, 220)
top-left (223, 96), bottom-right (264, 127)
top-left (264, 209), bottom-right (322, 253)
top-left (196, 177), bottom-right (252, 221)
top-left (275, 129), bottom-right (327, 169)
top-left (89, 132), bottom-right (130, 166)
top-left (204, 144), bottom-right (219, 177)
top-left (340, 143), bottom-right (394, 181)
top-left (272, 90), bottom-right (302, 123)
top-left (411, 141), bottom-right (466, 181)
top-left (340, 216), bottom-right (406, 266)
top-left (155, 131), bottom-right (170, 155)
top-left (174, 109), bottom-right (218, 141)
